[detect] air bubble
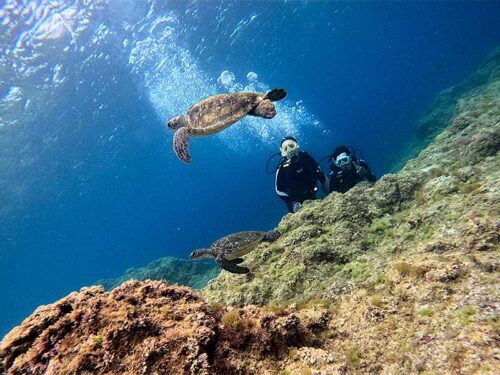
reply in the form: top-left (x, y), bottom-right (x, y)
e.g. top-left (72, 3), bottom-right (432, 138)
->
top-left (217, 70), bottom-right (236, 87)
top-left (246, 72), bottom-right (258, 81)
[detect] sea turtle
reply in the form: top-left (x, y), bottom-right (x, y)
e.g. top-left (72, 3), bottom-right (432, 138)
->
top-left (167, 88), bottom-right (287, 163)
top-left (190, 229), bottom-right (281, 274)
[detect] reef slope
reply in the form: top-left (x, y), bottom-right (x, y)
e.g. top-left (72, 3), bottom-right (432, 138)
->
top-left (1, 53), bottom-right (499, 374)
top-left (201, 52), bottom-right (500, 373)
top-left (392, 46), bottom-right (500, 170)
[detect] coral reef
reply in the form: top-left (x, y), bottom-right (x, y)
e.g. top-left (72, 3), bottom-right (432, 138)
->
top-left (97, 256), bottom-right (219, 291)
top-left (1, 49), bottom-right (499, 374)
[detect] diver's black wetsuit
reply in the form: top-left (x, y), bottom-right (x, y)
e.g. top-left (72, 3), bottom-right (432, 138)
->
top-left (328, 160), bottom-right (376, 193)
top-left (275, 151), bottom-right (326, 212)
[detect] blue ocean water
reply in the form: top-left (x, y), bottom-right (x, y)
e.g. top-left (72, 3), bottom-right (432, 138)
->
top-left (0, 1), bottom-right (499, 337)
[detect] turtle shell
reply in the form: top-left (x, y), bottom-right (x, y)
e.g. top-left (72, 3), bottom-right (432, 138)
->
top-left (211, 231), bottom-right (267, 260)
top-left (186, 92), bottom-right (264, 135)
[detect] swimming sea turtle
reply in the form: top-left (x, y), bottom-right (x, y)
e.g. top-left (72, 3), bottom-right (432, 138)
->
top-left (167, 88), bottom-right (287, 163)
top-left (190, 229), bottom-right (281, 274)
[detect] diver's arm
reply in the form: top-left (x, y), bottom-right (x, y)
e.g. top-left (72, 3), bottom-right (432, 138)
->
top-left (304, 152), bottom-right (329, 194)
top-left (276, 167), bottom-right (296, 212)
top-left (357, 161), bottom-right (377, 182)
top-left (275, 167), bottom-right (290, 197)
top-left (328, 171), bottom-right (339, 193)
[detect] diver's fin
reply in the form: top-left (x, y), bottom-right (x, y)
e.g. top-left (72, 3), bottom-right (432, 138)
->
top-left (229, 258), bottom-right (245, 264)
top-left (264, 88), bottom-right (287, 102)
top-left (216, 256), bottom-right (250, 274)
top-left (173, 127), bottom-right (191, 164)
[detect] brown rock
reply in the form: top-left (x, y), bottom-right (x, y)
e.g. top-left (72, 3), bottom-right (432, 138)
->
top-left (0, 281), bottom-right (217, 375)
top-left (1, 282), bottom-right (323, 375)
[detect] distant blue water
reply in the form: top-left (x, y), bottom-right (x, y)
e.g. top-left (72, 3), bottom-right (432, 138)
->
top-left (1, 1), bottom-right (499, 337)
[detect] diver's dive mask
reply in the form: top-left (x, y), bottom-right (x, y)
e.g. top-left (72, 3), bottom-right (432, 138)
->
top-left (334, 152), bottom-right (352, 169)
top-left (280, 140), bottom-right (299, 159)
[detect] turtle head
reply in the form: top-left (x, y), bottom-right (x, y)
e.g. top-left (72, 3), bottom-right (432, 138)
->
top-left (190, 248), bottom-right (213, 260)
top-left (253, 99), bottom-right (276, 119)
top-left (167, 115), bottom-right (187, 130)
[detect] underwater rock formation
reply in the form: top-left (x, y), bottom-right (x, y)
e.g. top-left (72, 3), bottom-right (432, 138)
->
top-left (97, 256), bottom-right (220, 291)
top-left (1, 50), bottom-right (499, 374)
top-left (416, 46), bottom-right (500, 143)
top-left (0, 280), bottom-right (324, 374)
top-left (392, 45), bottom-right (500, 170)
top-left (1, 281), bottom-right (217, 374)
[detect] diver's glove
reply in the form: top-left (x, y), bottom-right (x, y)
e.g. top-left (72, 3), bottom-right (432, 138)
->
top-left (355, 163), bottom-right (368, 177)
top-left (292, 201), bottom-right (302, 213)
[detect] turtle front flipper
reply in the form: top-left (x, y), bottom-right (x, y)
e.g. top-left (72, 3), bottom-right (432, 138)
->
top-left (229, 257), bottom-right (244, 264)
top-left (264, 88), bottom-right (287, 102)
top-left (264, 229), bottom-right (281, 242)
top-left (173, 127), bottom-right (192, 164)
top-left (249, 100), bottom-right (276, 119)
top-left (216, 255), bottom-right (250, 274)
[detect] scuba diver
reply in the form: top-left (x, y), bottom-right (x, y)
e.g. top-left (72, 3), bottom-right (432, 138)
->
top-left (328, 145), bottom-right (376, 193)
top-left (274, 136), bottom-right (327, 213)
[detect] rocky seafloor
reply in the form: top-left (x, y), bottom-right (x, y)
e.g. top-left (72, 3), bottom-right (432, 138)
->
top-left (1, 49), bottom-right (499, 374)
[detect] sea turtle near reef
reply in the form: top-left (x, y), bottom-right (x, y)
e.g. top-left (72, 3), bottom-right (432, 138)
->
top-left (190, 229), bottom-right (281, 274)
top-left (167, 88), bottom-right (287, 163)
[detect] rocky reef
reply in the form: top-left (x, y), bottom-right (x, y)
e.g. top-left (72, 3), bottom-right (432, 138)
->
top-left (1, 52), bottom-right (499, 374)
top-left (392, 45), bottom-right (500, 171)
top-left (97, 256), bottom-right (219, 291)
top-left (0, 280), bottom-right (326, 374)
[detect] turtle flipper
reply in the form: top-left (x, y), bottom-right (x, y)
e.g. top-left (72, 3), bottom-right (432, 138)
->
top-left (216, 255), bottom-right (250, 274)
top-left (264, 229), bottom-right (281, 242)
top-left (264, 88), bottom-right (287, 102)
top-left (173, 127), bottom-right (192, 164)
top-left (249, 99), bottom-right (276, 119)
top-left (229, 258), bottom-right (245, 264)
